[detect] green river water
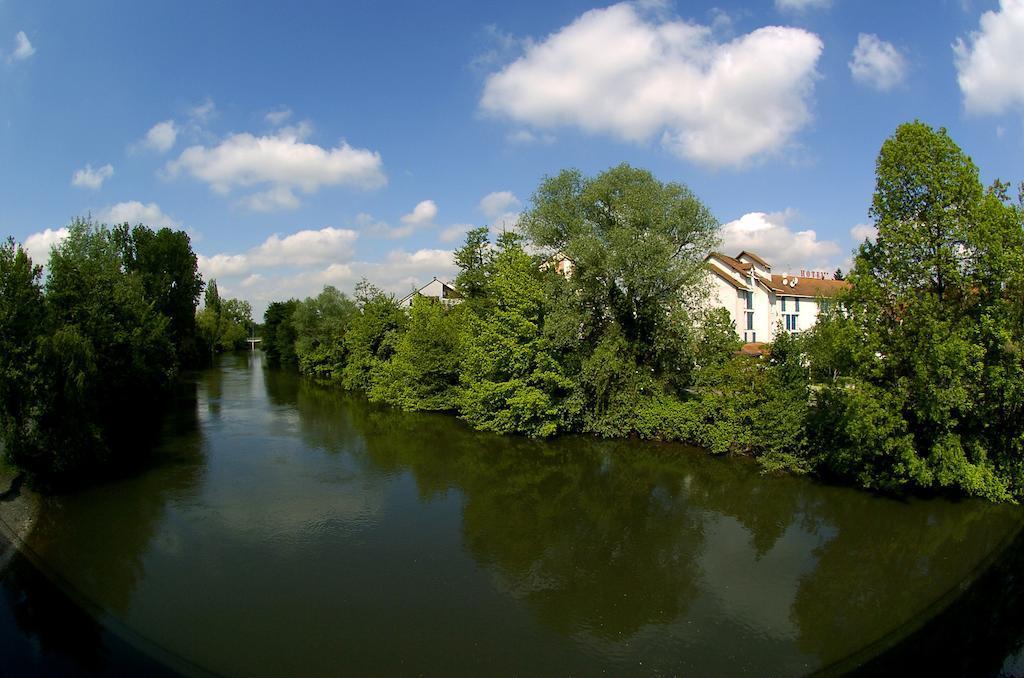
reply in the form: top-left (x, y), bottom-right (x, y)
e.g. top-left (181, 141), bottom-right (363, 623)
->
top-left (2, 352), bottom-right (1024, 676)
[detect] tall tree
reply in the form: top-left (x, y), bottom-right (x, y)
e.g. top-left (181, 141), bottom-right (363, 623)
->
top-left (808, 121), bottom-right (1024, 500)
top-left (521, 163), bottom-right (718, 376)
top-left (115, 224), bottom-right (204, 366)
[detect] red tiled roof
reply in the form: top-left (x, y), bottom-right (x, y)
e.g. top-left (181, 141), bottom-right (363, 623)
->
top-left (769, 274), bottom-right (849, 298)
top-left (708, 252), bottom-right (752, 277)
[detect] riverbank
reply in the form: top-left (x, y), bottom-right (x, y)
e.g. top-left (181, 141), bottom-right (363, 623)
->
top-left (0, 460), bottom-right (39, 573)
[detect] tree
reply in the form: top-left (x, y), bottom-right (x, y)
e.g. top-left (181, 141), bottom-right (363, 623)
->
top-left (458, 234), bottom-right (573, 436)
top-left (522, 163), bottom-right (718, 375)
top-left (114, 224), bottom-right (203, 366)
top-left (1, 220), bottom-right (176, 482)
top-left (370, 295), bottom-right (463, 410)
top-left (196, 280), bottom-right (252, 357)
top-left (341, 280), bottom-right (407, 392)
top-left (453, 226), bottom-right (492, 305)
top-left (262, 299), bottom-right (300, 368)
top-left (292, 286), bottom-right (357, 379)
top-left (807, 121), bottom-right (1024, 500)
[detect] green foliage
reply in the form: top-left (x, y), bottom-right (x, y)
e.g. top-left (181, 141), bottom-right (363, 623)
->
top-left (114, 224), bottom-right (203, 366)
top-left (196, 279), bottom-right (252, 357)
top-left (292, 287), bottom-right (357, 379)
top-left (341, 280), bottom-right (407, 392)
top-left (522, 163), bottom-right (718, 374)
top-left (458, 235), bottom-right (573, 437)
top-left (803, 121), bottom-right (1024, 500)
top-left (370, 295), bottom-right (463, 410)
top-left (453, 226), bottom-right (492, 306)
top-left (262, 299), bottom-right (300, 368)
top-left (0, 220), bottom-right (184, 483)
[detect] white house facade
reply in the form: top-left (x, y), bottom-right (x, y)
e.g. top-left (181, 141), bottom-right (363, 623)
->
top-left (705, 251), bottom-right (848, 344)
top-left (398, 277), bottom-right (463, 308)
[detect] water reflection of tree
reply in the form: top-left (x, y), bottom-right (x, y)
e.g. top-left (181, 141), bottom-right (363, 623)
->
top-left (789, 491), bottom-right (1020, 667)
top-left (23, 377), bottom-right (206, 617)
top-left (338, 396), bottom-right (811, 641)
top-left (271, 369), bottom-right (1023, 666)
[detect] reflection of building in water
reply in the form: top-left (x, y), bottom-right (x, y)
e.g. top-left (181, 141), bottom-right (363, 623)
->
top-left (705, 251), bottom-right (849, 344)
top-left (398, 277), bottom-right (462, 308)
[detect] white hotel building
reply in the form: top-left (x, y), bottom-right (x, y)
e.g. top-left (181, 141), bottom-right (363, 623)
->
top-left (706, 251), bottom-right (849, 345)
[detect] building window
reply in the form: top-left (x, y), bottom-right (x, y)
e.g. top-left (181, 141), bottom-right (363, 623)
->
top-left (784, 314), bottom-right (800, 332)
top-left (745, 290), bottom-right (753, 310)
top-left (795, 297), bottom-right (801, 313)
top-left (746, 312), bottom-right (754, 331)
top-left (781, 297), bottom-right (787, 313)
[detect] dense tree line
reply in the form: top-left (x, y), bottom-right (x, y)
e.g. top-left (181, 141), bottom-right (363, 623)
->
top-left (0, 219), bottom-right (250, 486)
top-left (265, 142), bottom-right (1024, 502)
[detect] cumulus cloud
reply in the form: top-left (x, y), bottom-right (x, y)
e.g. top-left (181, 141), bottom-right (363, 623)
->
top-left (401, 200), bottom-right (438, 226)
top-left (239, 186), bottom-right (301, 212)
top-left (140, 120), bottom-right (178, 153)
top-left (775, 0), bottom-right (831, 11)
top-left (197, 225), bottom-right (454, 316)
top-left (439, 224), bottom-right (475, 243)
top-left (954, 0), bottom-right (1024, 115)
top-left (480, 3), bottom-right (823, 166)
top-left (198, 226), bottom-right (359, 281)
top-left (849, 34), bottom-right (907, 91)
top-left (850, 223), bottom-right (877, 242)
top-left (71, 163), bottom-right (114, 189)
top-left (23, 228), bottom-right (69, 264)
top-left (166, 124), bottom-right (386, 210)
top-left (10, 31), bottom-right (35, 61)
top-left (720, 210), bottom-right (841, 273)
top-left (96, 201), bottom-right (180, 229)
top-left (479, 191), bottom-right (521, 219)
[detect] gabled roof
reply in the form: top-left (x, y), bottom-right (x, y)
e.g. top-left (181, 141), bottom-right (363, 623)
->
top-left (399, 277), bottom-right (462, 305)
top-left (737, 251), bottom-right (771, 269)
top-left (708, 252), bottom-right (753, 277)
top-left (707, 264), bottom-right (751, 291)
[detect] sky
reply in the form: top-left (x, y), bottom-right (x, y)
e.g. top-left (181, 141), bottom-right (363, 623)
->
top-left (2, 0), bottom-right (1023, 315)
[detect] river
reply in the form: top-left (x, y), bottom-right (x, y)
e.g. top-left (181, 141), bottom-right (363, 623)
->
top-left (1, 352), bottom-right (1023, 676)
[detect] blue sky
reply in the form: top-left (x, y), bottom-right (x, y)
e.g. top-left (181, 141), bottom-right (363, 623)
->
top-left (2, 0), bottom-right (1023, 314)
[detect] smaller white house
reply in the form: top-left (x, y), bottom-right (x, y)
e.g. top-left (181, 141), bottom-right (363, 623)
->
top-left (706, 251), bottom-right (848, 344)
top-left (399, 277), bottom-right (462, 308)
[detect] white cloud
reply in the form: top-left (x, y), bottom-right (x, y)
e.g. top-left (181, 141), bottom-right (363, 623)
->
top-left (439, 224), bottom-right (475, 243)
top-left (238, 186), bottom-right (301, 212)
top-left (849, 34), bottom-right (907, 91)
top-left (23, 228), bottom-right (69, 264)
top-left (720, 210), bottom-right (841, 273)
top-left (357, 201), bottom-right (437, 240)
top-left (775, 0), bottom-right (831, 11)
top-left (480, 3), bottom-right (823, 167)
top-left (10, 31), bottom-right (35, 61)
top-left (96, 201), bottom-right (180, 229)
top-left (166, 125), bottom-right (386, 210)
top-left (196, 226), bottom-right (453, 316)
top-left (479, 191), bottom-right (521, 219)
top-left (189, 98), bottom-right (216, 123)
top-left (71, 163), bottom-right (114, 189)
top-left (198, 226), bottom-right (359, 280)
top-left (850, 223), bottom-right (877, 242)
top-left (266, 107), bottom-right (293, 125)
top-left (141, 120), bottom-right (178, 153)
top-left (401, 199), bottom-right (438, 226)
top-left (954, 0), bottom-right (1024, 115)
top-left (506, 129), bottom-right (556, 145)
